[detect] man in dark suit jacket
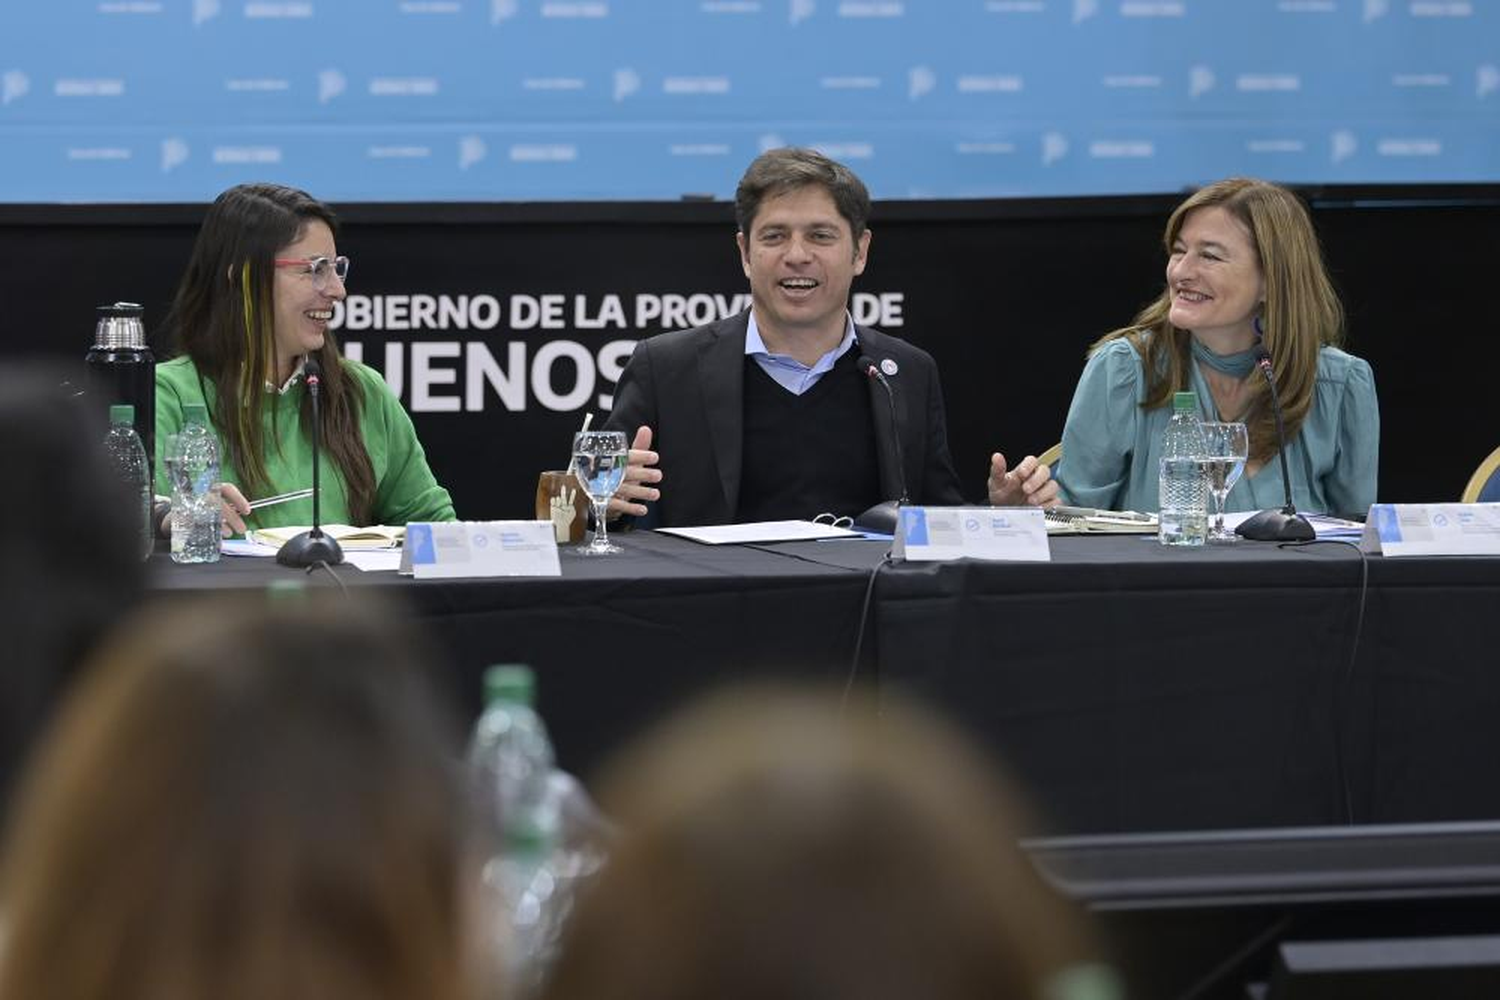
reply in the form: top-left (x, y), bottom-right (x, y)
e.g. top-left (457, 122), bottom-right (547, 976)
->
top-left (604, 148), bottom-right (1056, 528)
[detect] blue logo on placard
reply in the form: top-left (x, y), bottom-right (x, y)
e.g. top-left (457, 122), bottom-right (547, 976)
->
top-left (1373, 504), bottom-right (1402, 543)
top-left (407, 523), bottom-right (436, 564)
top-left (901, 508), bottom-right (929, 545)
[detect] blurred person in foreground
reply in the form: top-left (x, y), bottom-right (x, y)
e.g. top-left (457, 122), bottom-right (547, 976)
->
top-left (0, 365), bottom-right (145, 818)
top-left (0, 593), bottom-right (492, 1000)
top-left (539, 685), bottom-right (1117, 1000)
top-left (155, 182), bottom-right (454, 536)
top-left (604, 147), bottom-right (1057, 527)
top-left (1055, 176), bottom-right (1378, 515)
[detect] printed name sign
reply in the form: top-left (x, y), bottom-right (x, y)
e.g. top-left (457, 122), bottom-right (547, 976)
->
top-left (892, 506), bottom-right (1050, 563)
top-left (400, 521), bottom-right (561, 578)
top-left (1360, 503), bottom-right (1500, 557)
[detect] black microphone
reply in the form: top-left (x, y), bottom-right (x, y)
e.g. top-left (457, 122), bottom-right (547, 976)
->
top-left (853, 354), bottom-right (909, 534)
top-left (277, 357), bottom-right (345, 567)
top-left (1235, 345), bottom-right (1314, 542)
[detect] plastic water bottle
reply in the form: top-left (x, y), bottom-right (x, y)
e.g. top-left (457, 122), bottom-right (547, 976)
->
top-left (103, 404), bottom-right (153, 561)
top-left (469, 665), bottom-right (563, 992)
top-left (1158, 391), bottom-right (1208, 547)
top-left (167, 403), bottom-right (222, 564)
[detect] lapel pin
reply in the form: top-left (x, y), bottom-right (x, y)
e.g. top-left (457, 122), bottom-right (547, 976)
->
top-left (880, 358), bottom-right (899, 377)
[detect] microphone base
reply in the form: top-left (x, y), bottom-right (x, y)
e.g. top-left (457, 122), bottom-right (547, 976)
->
top-left (1234, 507), bottom-right (1315, 542)
top-left (853, 500), bottom-right (902, 535)
top-left (276, 530), bottom-right (345, 567)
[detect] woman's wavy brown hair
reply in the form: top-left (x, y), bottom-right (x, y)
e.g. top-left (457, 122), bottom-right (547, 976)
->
top-left (163, 183), bottom-right (375, 521)
top-left (1091, 177), bottom-right (1345, 465)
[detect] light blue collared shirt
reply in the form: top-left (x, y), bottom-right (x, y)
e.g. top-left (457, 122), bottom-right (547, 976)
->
top-left (744, 311), bottom-right (857, 395)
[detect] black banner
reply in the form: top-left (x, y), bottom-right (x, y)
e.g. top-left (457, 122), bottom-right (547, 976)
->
top-left (6, 189), bottom-right (1498, 516)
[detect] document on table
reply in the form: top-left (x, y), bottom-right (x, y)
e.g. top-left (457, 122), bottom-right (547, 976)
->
top-left (657, 520), bottom-right (864, 545)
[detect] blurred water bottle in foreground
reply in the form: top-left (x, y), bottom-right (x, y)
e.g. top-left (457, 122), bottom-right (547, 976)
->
top-left (468, 664), bottom-right (611, 997)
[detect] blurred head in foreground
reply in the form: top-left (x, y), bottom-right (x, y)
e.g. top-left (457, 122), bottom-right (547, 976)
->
top-left (0, 592), bottom-right (487, 1000)
top-left (0, 364), bottom-right (144, 815)
top-left (541, 685), bottom-right (1108, 1000)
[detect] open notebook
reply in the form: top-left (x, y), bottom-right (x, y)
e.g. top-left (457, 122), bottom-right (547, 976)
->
top-left (246, 524), bottom-right (405, 550)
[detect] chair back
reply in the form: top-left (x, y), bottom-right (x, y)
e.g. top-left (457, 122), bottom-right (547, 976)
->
top-left (1461, 446), bottom-right (1500, 503)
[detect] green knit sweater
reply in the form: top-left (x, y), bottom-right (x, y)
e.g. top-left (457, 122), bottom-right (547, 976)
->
top-left (155, 356), bottom-right (455, 531)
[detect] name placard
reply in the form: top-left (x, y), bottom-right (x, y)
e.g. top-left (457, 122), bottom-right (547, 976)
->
top-left (1360, 503), bottom-right (1500, 557)
top-left (892, 506), bottom-right (1050, 563)
top-left (400, 521), bottom-right (561, 578)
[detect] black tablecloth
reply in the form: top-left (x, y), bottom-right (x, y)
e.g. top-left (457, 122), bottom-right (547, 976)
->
top-left (147, 532), bottom-right (1500, 834)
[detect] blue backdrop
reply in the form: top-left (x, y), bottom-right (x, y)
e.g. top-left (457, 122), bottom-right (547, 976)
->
top-left (3, 0), bottom-right (1496, 202)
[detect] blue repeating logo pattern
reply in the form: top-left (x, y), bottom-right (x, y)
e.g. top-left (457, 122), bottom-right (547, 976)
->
top-left (2, 1), bottom-right (1495, 201)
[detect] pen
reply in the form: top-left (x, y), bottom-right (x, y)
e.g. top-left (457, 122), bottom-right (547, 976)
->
top-left (247, 488), bottom-right (314, 511)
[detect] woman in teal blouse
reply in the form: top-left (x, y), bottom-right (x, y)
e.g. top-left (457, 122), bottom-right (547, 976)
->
top-left (1056, 178), bottom-right (1379, 517)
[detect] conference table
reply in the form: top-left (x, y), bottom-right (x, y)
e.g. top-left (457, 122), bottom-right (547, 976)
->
top-left (148, 530), bottom-right (1500, 836)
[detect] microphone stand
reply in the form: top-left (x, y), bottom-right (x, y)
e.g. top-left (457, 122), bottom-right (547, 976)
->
top-left (855, 355), bottom-right (909, 534)
top-left (277, 359), bottom-right (345, 567)
top-left (1235, 349), bottom-right (1314, 542)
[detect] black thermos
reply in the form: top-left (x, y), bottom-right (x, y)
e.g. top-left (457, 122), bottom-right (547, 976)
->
top-left (85, 302), bottom-right (156, 472)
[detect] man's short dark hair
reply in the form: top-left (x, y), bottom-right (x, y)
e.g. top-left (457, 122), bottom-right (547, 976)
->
top-left (734, 147), bottom-right (872, 240)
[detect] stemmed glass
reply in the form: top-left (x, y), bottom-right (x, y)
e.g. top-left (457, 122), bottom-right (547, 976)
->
top-left (1200, 422), bottom-right (1249, 543)
top-left (569, 430), bottom-right (629, 556)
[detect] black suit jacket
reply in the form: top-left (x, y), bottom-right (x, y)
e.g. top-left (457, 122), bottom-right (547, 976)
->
top-left (604, 310), bottom-right (966, 527)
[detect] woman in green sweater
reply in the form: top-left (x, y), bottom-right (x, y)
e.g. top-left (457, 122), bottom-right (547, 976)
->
top-left (155, 183), bottom-right (454, 533)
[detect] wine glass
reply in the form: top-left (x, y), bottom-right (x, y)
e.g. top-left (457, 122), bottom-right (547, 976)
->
top-left (569, 430), bottom-right (629, 556)
top-left (1200, 422), bottom-right (1249, 543)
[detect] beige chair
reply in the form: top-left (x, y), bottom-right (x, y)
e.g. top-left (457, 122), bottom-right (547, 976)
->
top-left (1461, 445), bottom-right (1500, 503)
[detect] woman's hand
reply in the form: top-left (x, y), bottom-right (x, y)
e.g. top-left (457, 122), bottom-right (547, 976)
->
top-left (987, 453), bottom-right (1059, 508)
top-left (220, 483), bottom-right (250, 537)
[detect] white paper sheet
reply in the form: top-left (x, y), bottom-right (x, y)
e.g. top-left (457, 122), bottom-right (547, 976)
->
top-left (656, 520), bottom-right (864, 545)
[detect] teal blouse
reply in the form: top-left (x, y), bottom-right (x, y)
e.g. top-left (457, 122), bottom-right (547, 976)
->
top-left (1055, 338), bottom-right (1380, 516)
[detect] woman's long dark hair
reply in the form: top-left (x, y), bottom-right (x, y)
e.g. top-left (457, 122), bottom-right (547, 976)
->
top-left (163, 183), bottom-right (375, 521)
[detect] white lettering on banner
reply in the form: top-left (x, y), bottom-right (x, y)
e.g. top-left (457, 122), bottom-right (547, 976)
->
top-left (67, 147), bottom-right (132, 160)
top-left (510, 294), bottom-right (567, 330)
top-left (336, 289), bottom-right (905, 413)
top-left (334, 295), bottom-right (502, 330)
top-left (336, 292), bottom-right (903, 334)
top-left (575, 294), bottom-right (627, 329)
top-left (467, 342), bottom-right (528, 410)
top-left (348, 340), bottom-right (636, 413)
top-left (412, 342), bottom-right (462, 411)
top-left (55, 78), bottom-right (125, 97)
top-left (532, 340), bottom-right (595, 410)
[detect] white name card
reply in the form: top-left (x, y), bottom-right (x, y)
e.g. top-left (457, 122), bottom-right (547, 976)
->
top-left (892, 506), bottom-right (1050, 562)
top-left (400, 521), bottom-right (561, 578)
top-left (1360, 503), bottom-right (1500, 557)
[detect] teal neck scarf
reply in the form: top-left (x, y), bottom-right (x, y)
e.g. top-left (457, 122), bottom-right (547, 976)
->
top-left (1190, 336), bottom-right (1259, 379)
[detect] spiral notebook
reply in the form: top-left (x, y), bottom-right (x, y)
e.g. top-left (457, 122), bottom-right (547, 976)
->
top-left (1043, 507), bottom-right (1158, 535)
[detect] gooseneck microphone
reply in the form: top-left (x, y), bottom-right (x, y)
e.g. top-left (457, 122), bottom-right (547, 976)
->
top-left (277, 357), bottom-right (346, 567)
top-left (1235, 345), bottom-right (1315, 542)
top-left (854, 355), bottom-right (909, 534)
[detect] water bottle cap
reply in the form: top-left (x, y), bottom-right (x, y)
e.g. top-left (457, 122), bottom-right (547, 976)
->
top-left (183, 403), bottom-right (210, 426)
top-left (1172, 391), bottom-right (1198, 414)
top-left (483, 664), bottom-right (536, 707)
top-left (109, 404), bottom-right (134, 425)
